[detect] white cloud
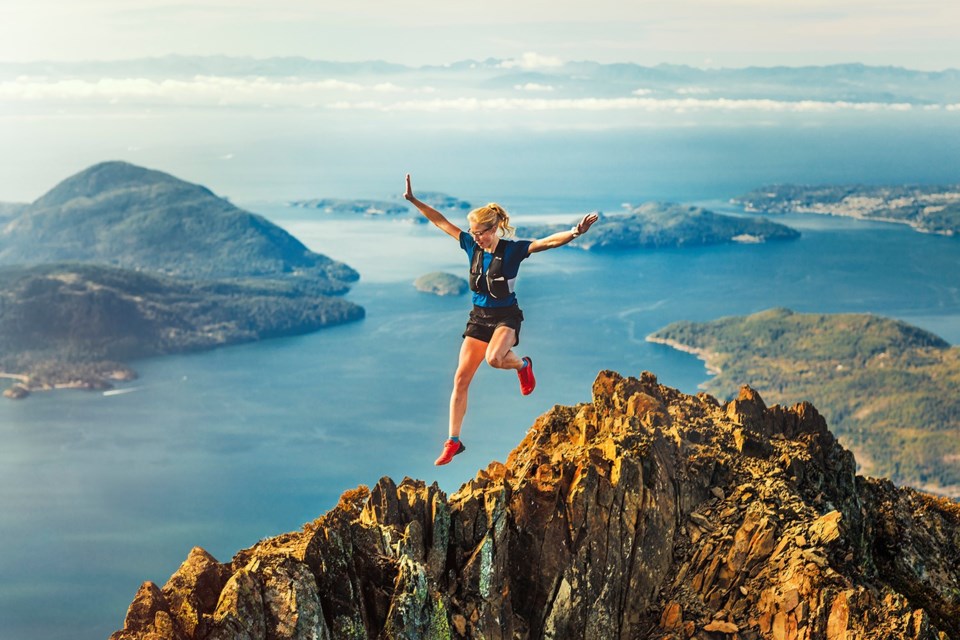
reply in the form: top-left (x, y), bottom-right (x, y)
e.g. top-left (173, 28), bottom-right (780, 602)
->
top-left (371, 82), bottom-right (405, 92)
top-left (676, 87), bottom-right (711, 95)
top-left (514, 83), bottom-right (555, 92)
top-left (0, 74), bottom-right (927, 117)
top-left (498, 52), bottom-right (564, 70)
top-left (330, 96), bottom-right (918, 114)
top-left (0, 75), bottom-right (420, 105)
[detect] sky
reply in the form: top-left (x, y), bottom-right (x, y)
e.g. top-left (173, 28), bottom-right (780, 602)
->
top-left (1, 0), bottom-right (959, 69)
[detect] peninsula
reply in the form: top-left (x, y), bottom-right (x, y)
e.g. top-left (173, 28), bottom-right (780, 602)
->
top-left (734, 184), bottom-right (960, 236)
top-left (648, 308), bottom-right (960, 496)
top-left (0, 161), bottom-right (363, 397)
top-left (514, 203), bottom-right (800, 250)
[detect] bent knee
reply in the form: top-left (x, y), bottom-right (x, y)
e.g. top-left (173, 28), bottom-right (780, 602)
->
top-left (486, 353), bottom-right (508, 369)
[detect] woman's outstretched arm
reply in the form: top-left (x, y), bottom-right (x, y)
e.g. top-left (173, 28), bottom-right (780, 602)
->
top-left (528, 212), bottom-right (599, 254)
top-left (404, 174), bottom-right (461, 240)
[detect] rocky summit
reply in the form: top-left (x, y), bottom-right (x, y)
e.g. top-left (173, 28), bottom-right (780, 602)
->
top-left (110, 370), bottom-right (960, 640)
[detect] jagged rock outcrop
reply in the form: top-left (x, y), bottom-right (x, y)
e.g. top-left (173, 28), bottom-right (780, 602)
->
top-left (111, 370), bottom-right (960, 640)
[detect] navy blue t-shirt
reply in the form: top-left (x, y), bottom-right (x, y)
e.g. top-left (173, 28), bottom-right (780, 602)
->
top-left (459, 231), bottom-right (532, 308)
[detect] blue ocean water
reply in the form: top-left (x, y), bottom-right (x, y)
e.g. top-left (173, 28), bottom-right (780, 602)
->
top-left (1, 118), bottom-right (960, 639)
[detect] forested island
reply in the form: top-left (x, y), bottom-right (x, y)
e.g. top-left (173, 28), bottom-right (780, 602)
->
top-left (289, 198), bottom-right (410, 216)
top-left (414, 271), bottom-right (468, 296)
top-left (648, 308), bottom-right (960, 496)
top-left (514, 203), bottom-right (800, 250)
top-left (0, 161), bottom-right (363, 397)
top-left (290, 191), bottom-right (471, 219)
top-left (734, 184), bottom-right (960, 236)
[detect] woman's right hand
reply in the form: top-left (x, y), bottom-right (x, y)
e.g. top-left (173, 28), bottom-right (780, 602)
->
top-left (404, 174), bottom-right (415, 201)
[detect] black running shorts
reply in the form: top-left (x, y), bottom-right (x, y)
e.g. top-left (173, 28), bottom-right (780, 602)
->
top-left (463, 304), bottom-right (524, 345)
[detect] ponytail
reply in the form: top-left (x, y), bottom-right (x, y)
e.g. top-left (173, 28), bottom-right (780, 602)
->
top-left (469, 202), bottom-right (515, 238)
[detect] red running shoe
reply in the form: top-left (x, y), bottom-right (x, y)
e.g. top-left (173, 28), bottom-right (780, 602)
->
top-left (518, 356), bottom-right (536, 395)
top-left (434, 439), bottom-right (466, 466)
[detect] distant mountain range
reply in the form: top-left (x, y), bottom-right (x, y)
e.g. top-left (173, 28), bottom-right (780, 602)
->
top-left (3, 56), bottom-right (958, 106)
top-left (0, 161), bottom-right (363, 397)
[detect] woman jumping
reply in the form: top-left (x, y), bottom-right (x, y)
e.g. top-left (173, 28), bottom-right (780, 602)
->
top-left (404, 174), bottom-right (598, 465)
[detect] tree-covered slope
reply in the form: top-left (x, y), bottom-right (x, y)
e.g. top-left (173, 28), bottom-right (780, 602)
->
top-left (649, 308), bottom-right (960, 494)
top-left (0, 162), bottom-right (365, 396)
top-left (0, 263), bottom-right (363, 393)
top-left (1, 161), bottom-right (358, 289)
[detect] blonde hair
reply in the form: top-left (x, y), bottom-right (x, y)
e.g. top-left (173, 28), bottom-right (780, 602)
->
top-left (468, 203), bottom-right (515, 238)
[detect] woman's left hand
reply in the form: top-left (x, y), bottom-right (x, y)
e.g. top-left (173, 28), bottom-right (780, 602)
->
top-left (577, 212), bottom-right (600, 234)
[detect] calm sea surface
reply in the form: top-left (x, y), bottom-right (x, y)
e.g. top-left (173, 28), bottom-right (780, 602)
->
top-left (1, 120), bottom-right (960, 638)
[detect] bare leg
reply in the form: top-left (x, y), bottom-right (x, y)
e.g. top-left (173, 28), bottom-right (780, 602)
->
top-left (484, 325), bottom-right (524, 370)
top-left (449, 337), bottom-right (487, 438)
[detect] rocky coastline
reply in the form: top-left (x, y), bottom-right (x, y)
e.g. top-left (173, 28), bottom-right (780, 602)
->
top-left (1, 364), bottom-right (137, 399)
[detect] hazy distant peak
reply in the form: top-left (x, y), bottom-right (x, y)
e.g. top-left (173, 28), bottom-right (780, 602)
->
top-left (32, 161), bottom-right (209, 209)
top-left (3, 160), bottom-right (358, 286)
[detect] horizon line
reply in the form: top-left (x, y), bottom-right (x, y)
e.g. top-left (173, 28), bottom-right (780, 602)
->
top-left (1, 54), bottom-right (958, 74)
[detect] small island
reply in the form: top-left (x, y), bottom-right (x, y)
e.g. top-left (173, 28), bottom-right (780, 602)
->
top-left (734, 184), bottom-right (960, 236)
top-left (0, 162), bottom-right (364, 397)
top-left (514, 203), bottom-right (799, 250)
top-left (289, 198), bottom-right (410, 216)
top-left (290, 191), bottom-right (471, 220)
top-left (414, 271), bottom-right (468, 296)
top-left (648, 308), bottom-right (960, 496)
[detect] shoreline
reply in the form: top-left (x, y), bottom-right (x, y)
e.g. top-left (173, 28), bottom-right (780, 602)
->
top-left (741, 205), bottom-right (957, 237)
top-left (1, 368), bottom-right (135, 399)
top-left (792, 208), bottom-right (955, 236)
top-left (645, 335), bottom-right (723, 377)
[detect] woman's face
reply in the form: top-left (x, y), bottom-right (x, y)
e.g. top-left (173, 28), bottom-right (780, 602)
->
top-left (469, 223), bottom-right (498, 250)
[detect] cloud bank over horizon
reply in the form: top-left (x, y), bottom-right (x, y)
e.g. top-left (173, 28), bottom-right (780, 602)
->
top-left (7, 76), bottom-right (940, 114)
top-left (3, 53), bottom-right (959, 203)
top-left (2, 56), bottom-right (958, 128)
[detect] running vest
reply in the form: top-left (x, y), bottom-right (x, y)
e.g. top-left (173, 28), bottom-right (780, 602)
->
top-left (469, 241), bottom-right (512, 299)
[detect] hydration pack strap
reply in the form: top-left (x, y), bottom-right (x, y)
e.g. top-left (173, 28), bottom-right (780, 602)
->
top-left (470, 240), bottom-right (508, 298)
